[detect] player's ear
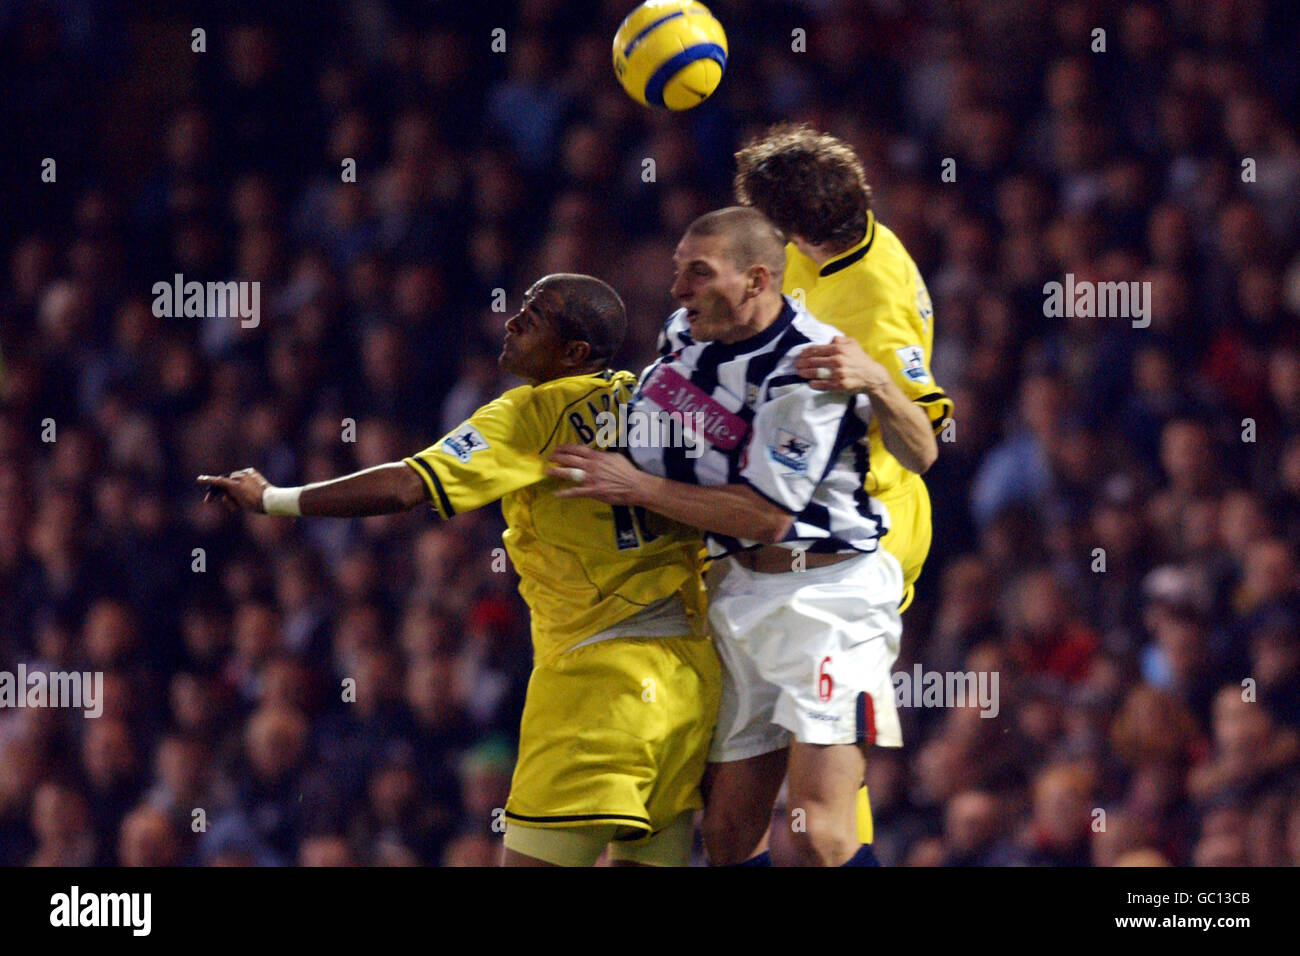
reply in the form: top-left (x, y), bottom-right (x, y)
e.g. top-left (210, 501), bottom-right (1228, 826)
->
top-left (564, 339), bottom-right (592, 367)
top-left (746, 264), bottom-right (770, 297)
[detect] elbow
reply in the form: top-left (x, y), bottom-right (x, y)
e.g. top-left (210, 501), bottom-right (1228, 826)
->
top-left (914, 442), bottom-right (938, 475)
top-left (906, 431), bottom-right (939, 475)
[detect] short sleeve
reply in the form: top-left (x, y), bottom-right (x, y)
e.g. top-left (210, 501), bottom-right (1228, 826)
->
top-left (740, 376), bottom-right (856, 514)
top-left (862, 277), bottom-right (953, 432)
top-left (402, 387), bottom-right (548, 518)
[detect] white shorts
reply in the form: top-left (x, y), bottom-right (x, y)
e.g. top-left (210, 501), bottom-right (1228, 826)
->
top-left (706, 549), bottom-right (904, 762)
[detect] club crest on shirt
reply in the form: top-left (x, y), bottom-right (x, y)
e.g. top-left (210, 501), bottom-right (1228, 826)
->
top-left (896, 345), bottom-right (930, 384)
top-left (770, 429), bottom-right (813, 474)
top-left (441, 425), bottom-right (489, 462)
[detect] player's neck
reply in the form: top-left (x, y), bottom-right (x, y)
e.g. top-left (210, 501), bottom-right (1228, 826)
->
top-left (534, 363), bottom-right (606, 385)
top-left (793, 235), bottom-right (860, 267)
top-left (719, 294), bottom-right (784, 344)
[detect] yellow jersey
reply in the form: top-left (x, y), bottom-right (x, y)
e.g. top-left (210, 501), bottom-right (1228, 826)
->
top-left (783, 211), bottom-right (953, 498)
top-left (403, 369), bottom-right (707, 664)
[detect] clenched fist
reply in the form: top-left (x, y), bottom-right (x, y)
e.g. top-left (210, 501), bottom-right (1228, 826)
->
top-left (794, 336), bottom-right (890, 393)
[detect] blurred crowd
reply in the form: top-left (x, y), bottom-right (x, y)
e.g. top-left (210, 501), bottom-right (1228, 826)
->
top-left (2, 0), bottom-right (1299, 866)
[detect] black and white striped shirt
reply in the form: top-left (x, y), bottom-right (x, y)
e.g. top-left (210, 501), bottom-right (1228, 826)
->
top-left (627, 296), bottom-right (889, 559)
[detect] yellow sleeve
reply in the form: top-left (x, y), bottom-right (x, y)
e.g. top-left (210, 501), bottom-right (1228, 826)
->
top-left (858, 275), bottom-right (953, 434)
top-left (402, 385), bottom-right (550, 518)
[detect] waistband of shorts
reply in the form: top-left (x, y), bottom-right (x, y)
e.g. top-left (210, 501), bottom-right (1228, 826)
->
top-left (565, 594), bottom-right (691, 651)
top-left (727, 545), bottom-right (861, 575)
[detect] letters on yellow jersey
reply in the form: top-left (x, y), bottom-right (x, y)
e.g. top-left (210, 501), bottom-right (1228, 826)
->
top-left (402, 371), bottom-right (706, 661)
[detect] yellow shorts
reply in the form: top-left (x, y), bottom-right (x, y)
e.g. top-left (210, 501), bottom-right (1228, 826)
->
top-left (504, 811), bottom-right (696, 867)
top-left (876, 474), bottom-right (933, 614)
top-left (504, 634), bottom-right (721, 851)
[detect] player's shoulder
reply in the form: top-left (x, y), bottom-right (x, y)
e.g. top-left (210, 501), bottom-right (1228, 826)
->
top-left (486, 382), bottom-right (542, 413)
top-left (871, 218), bottom-right (910, 254)
top-left (833, 220), bottom-right (933, 336)
top-left (813, 217), bottom-right (911, 294)
top-left (760, 302), bottom-right (859, 409)
top-left (859, 219), bottom-right (921, 287)
top-left (532, 370), bottom-right (629, 410)
top-left (786, 297), bottom-right (847, 349)
top-left (475, 380), bottom-right (571, 428)
top-left (762, 298), bottom-right (849, 387)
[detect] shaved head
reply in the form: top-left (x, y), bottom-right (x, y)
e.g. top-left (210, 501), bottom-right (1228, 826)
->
top-left (501, 272), bottom-right (626, 384)
top-left (684, 207), bottom-right (786, 284)
top-left (671, 207), bottom-right (789, 344)
top-left (532, 273), bottom-right (626, 363)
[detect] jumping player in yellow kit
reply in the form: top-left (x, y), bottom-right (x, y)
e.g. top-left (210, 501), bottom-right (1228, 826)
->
top-left (734, 124), bottom-right (953, 850)
top-left (198, 274), bottom-right (719, 867)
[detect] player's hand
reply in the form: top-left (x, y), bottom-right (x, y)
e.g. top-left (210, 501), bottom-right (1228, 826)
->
top-left (197, 468), bottom-right (269, 513)
top-left (794, 336), bottom-right (890, 392)
top-left (547, 445), bottom-right (644, 505)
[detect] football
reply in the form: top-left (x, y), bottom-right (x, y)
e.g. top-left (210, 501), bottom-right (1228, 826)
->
top-left (612, 0), bottom-right (728, 110)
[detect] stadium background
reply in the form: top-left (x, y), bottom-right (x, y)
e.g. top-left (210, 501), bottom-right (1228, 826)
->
top-left (1, 0), bottom-right (1299, 866)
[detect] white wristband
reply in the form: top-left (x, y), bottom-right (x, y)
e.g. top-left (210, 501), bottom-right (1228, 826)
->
top-left (262, 485), bottom-right (303, 516)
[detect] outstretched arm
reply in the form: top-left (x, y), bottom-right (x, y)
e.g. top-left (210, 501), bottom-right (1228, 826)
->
top-left (547, 445), bottom-right (794, 544)
top-left (198, 463), bottom-right (427, 517)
